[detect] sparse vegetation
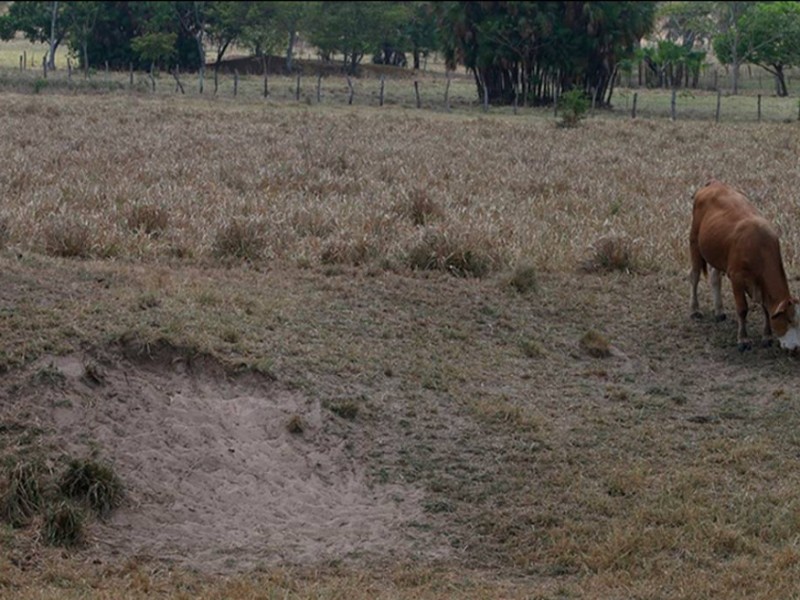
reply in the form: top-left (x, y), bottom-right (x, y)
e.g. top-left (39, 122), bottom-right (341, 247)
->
top-left (581, 330), bottom-right (612, 357)
top-left (1, 461), bottom-right (43, 526)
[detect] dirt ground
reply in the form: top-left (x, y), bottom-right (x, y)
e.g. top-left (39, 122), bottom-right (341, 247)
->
top-left (4, 251), bottom-right (800, 598)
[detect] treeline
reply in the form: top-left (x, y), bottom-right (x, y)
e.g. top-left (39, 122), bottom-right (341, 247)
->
top-left (3, 2), bottom-right (800, 105)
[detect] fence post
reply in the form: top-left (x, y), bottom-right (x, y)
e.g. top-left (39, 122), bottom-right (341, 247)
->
top-left (379, 74), bottom-right (385, 107)
top-left (414, 80), bottom-right (421, 109)
top-left (148, 62), bottom-right (155, 93)
top-left (632, 92), bottom-right (637, 119)
top-left (67, 58), bottom-right (72, 84)
top-left (295, 73), bottom-right (301, 100)
top-left (346, 76), bottom-right (354, 105)
top-left (262, 56), bottom-right (268, 98)
top-left (24, 50), bottom-right (27, 70)
top-left (233, 69), bottom-right (239, 97)
top-left (715, 90), bottom-right (721, 123)
top-left (129, 62), bottom-right (133, 87)
top-left (444, 71), bottom-right (452, 113)
top-left (670, 87), bottom-right (676, 120)
top-left (316, 73), bottom-right (322, 103)
top-left (42, 55), bottom-right (47, 79)
top-left (757, 94), bottom-right (761, 122)
top-left (105, 60), bottom-right (109, 85)
top-left (19, 55), bottom-right (23, 72)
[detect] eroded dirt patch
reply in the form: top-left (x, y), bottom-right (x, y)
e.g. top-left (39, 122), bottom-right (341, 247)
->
top-left (2, 349), bottom-right (445, 573)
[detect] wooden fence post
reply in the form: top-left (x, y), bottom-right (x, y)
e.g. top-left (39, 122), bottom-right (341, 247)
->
top-left (757, 94), bottom-right (761, 122)
top-left (379, 74), bottom-right (385, 107)
top-left (233, 69), bottom-right (239, 97)
top-left (42, 55), bottom-right (47, 79)
top-left (148, 62), bottom-right (155, 93)
top-left (129, 62), bottom-right (133, 87)
top-left (172, 66), bottom-right (185, 94)
top-left (19, 55), bottom-right (23, 72)
top-left (262, 56), bottom-right (269, 98)
top-left (295, 74), bottom-right (301, 101)
top-left (23, 50), bottom-right (27, 70)
top-left (414, 80), bottom-right (421, 108)
top-left (67, 58), bottom-right (72, 84)
top-left (105, 60), bottom-right (109, 85)
top-left (670, 87), bottom-right (676, 120)
top-left (632, 92), bottom-right (637, 119)
top-left (715, 90), bottom-right (721, 123)
top-left (316, 73), bottom-right (322, 103)
top-left (346, 76), bottom-right (354, 105)
top-left (444, 71), bottom-right (451, 113)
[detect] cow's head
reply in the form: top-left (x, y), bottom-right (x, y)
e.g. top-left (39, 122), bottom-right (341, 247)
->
top-left (771, 298), bottom-right (800, 350)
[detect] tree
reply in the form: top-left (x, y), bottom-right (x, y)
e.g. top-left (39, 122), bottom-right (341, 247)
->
top-left (404, 1), bottom-right (439, 70)
top-left (436, 2), bottom-right (656, 107)
top-left (175, 0), bottom-right (208, 90)
top-left (711, 1), bottom-right (754, 94)
top-left (206, 1), bottom-right (249, 70)
top-left (307, 1), bottom-right (389, 74)
top-left (63, 1), bottom-right (101, 75)
top-left (715, 2), bottom-right (800, 97)
top-left (0, 1), bottom-right (67, 69)
top-left (131, 31), bottom-right (177, 70)
top-left (655, 1), bottom-right (714, 87)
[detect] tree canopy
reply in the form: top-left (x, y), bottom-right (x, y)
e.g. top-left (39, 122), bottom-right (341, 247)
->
top-left (435, 1), bottom-right (656, 107)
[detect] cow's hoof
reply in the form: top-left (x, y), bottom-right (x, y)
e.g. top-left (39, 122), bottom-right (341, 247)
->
top-left (738, 341), bottom-right (753, 352)
top-left (690, 311), bottom-right (703, 320)
top-left (761, 338), bottom-right (774, 349)
top-left (714, 314), bottom-right (727, 323)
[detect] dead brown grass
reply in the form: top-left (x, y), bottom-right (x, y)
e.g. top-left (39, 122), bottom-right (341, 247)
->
top-left (4, 91), bottom-right (800, 599)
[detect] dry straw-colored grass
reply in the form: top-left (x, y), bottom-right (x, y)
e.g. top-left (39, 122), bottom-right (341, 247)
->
top-left (2, 93), bottom-right (800, 276)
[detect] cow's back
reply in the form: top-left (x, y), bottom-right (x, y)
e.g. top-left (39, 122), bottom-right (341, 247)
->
top-left (690, 180), bottom-right (775, 275)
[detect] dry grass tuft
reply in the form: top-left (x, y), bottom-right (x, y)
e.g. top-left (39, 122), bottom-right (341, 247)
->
top-left (395, 187), bottom-right (445, 226)
top-left (580, 330), bottom-right (612, 357)
top-left (42, 215), bottom-right (94, 258)
top-left (505, 263), bottom-right (538, 294)
top-left (580, 235), bottom-right (635, 273)
top-left (1, 462), bottom-right (43, 527)
top-left (407, 226), bottom-right (500, 278)
top-left (321, 235), bottom-right (374, 266)
top-left (59, 458), bottom-right (123, 517)
top-left (212, 217), bottom-right (269, 261)
top-left (42, 501), bottom-right (85, 547)
top-left (127, 202), bottom-right (169, 237)
top-left (0, 215), bottom-right (9, 249)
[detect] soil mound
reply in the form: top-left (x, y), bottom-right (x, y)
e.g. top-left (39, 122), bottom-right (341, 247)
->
top-left (3, 349), bottom-right (443, 573)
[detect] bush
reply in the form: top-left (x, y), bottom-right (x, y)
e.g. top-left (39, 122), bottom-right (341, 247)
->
top-left (580, 235), bottom-right (634, 273)
top-left (407, 227), bottom-right (497, 278)
top-left (559, 89), bottom-right (590, 127)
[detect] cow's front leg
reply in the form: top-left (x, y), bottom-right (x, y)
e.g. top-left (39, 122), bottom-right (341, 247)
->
top-left (709, 267), bottom-right (726, 322)
top-left (731, 279), bottom-right (751, 351)
top-left (761, 304), bottom-right (774, 347)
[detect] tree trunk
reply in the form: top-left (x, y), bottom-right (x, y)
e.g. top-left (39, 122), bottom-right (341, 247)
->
top-left (413, 46), bottom-right (420, 70)
top-left (48, 1), bottom-right (58, 71)
top-left (286, 29), bottom-right (297, 73)
top-left (772, 67), bottom-right (788, 97)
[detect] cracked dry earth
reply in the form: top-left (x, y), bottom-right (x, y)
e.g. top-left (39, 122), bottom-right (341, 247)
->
top-left (2, 349), bottom-right (448, 574)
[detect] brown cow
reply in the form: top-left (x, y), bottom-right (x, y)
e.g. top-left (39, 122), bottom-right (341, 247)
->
top-left (689, 179), bottom-right (800, 351)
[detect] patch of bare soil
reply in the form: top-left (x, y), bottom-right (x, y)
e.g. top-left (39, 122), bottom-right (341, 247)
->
top-left (2, 347), bottom-right (447, 573)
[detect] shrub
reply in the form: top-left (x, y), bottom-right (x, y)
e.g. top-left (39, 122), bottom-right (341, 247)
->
top-left (59, 458), bottom-right (123, 517)
top-left (559, 89), bottom-right (590, 128)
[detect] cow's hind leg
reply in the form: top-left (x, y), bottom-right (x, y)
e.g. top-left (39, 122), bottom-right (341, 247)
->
top-left (689, 245), bottom-right (705, 319)
top-left (709, 267), bottom-right (726, 322)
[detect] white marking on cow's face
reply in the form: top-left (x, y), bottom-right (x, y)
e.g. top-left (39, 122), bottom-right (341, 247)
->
top-left (778, 326), bottom-right (800, 350)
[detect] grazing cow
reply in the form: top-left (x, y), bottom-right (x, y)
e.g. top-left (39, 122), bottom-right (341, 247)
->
top-left (689, 179), bottom-right (800, 352)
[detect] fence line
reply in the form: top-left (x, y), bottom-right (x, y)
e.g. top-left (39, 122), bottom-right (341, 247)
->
top-left (3, 63), bottom-right (800, 124)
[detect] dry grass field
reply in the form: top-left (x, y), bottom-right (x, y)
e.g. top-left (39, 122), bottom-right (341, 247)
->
top-left (3, 78), bottom-right (800, 600)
